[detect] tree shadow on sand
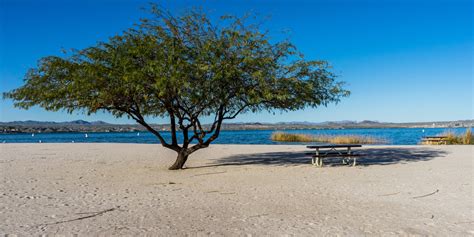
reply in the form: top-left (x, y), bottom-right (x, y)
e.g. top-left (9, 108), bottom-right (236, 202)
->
top-left (195, 147), bottom-right (449, 168)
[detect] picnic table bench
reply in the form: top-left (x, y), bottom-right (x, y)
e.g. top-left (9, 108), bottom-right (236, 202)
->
top-left (306, 144), bottom-right (362, 167)
top-left (421, 136), bottom-right (448, 145)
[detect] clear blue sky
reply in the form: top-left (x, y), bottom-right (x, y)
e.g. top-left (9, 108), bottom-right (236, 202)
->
top-left (1, 0), bottom-right (472, 124)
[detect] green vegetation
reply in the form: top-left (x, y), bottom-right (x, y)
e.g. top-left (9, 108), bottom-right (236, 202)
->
top-left (463, 128), bottom-right (472, 144)
top-left (3, 5), bottom-right (349, 170)
top-left (440, 128), bottom-right (473, 145)
top-left (271, 133), bottom-right (315, 142)
top-left (271, 132), bottom-right (382, 144)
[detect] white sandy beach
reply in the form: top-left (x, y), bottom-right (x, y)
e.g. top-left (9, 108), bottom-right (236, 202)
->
top-left (0, 144), bottom-right (473, 236)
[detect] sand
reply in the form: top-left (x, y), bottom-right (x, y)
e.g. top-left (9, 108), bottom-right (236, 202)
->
top-left (0, 143), bottom-right (473, 236)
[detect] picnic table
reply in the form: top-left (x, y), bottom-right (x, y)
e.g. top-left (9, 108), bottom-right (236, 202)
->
top-left (306, 144), bottom-right (362, 167)
top-left (421, 136), bottom-right (448, 145)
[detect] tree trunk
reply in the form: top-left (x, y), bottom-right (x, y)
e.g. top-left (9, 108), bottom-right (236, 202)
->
top-left (169, 151), bottom-right (188, 170)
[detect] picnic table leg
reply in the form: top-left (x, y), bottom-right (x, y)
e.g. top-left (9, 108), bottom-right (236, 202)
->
top-left (342, 147), bottom-right (349, 165)
top-left (342, 147), bottom-right (348, 165)
top-left (348, 147), bottom-right (357, 167)
top-left (318, 148), bottom-right (323, 167)
top-left (313, 148), bottom-right (319, 166)
top-left (317, 149), bottom-right (322, 167)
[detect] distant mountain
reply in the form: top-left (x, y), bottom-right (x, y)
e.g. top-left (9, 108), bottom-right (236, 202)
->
top-left (275, 120), bottom-right (360, 125)
top-left (65, 120), bottom-right (91, 125)
top-left (89, 121), bottom-right (110, 125)
top-left (275, 120), bottom-right (380, 126)
top-left (359, 120), bottom-right (382, 124)
top-left (0, 120), bottom-right (110, 126)
top-left (275, 121), bottom-right (321, 125)
top-left (1, 119), bottom-right (472, 134)
top-left (318, 120), bottom-right (357, 125)
top-left (1, 120), bottom-right (58, 125)
top-left (1, 119), bottom-right (470, 127)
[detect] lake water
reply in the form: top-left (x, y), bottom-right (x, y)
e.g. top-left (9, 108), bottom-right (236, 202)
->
top-left (0, 127), bottom-right (469, 145)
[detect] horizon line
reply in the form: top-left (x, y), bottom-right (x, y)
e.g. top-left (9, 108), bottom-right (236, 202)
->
top-left (1, 119), bottom-right (473, 125)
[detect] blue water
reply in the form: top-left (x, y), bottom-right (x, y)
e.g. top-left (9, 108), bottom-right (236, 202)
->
top-left (0, 128), bottom-right (469, 145)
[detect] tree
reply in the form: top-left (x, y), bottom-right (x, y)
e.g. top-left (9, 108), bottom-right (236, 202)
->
top-left (3, 6), bottom-right (349, 170)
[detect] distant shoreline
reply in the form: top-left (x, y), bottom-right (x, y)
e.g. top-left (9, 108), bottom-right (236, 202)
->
top-left (1, 119), bottom-right (472, 134)
top-left (1, 126), bottom-right (473, 135)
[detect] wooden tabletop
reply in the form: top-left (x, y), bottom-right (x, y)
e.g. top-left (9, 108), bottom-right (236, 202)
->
top-left (307, 144), bottom-right (362, 149)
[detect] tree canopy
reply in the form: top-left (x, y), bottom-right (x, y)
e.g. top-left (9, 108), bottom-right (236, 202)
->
top-left (4, 5), bottom-right (350, 169)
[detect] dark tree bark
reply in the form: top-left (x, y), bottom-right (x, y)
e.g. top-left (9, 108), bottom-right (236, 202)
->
top-left (169, 150), bottom-right (189, 170)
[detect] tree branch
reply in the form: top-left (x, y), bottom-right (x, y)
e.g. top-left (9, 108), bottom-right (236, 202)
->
top-left (168, 110), bottom-right (178, 146)
top-left (131, 108), bottom-right (180, 152)
top-left (97, 104), bottom-right (180, 152)
top-left (222, 104), bottom-right (250, 120)
top-left (187, 105), bottom-right (225, 155)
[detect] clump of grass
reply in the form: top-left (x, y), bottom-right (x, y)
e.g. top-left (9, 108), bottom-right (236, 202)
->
top-left (271, 132), bottom-right (383, 144)
top-left (271, 132), bottom-right (315, 142)
top-left (441, 131), bottom-right (462, 144)
top-left (463, 128), bottom-right (472, 144)
top-left (438, 128), bottom-right (473, 145)
top-left (317, 135), bottom-right (381, 144)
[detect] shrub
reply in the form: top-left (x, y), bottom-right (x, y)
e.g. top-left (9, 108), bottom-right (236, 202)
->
top-left (270, 132), bottom-right (382, 144)
top-left (438, 128), bottom-right (473, 145)
top-left (271, 132), bottom-right (315, 142)
top-left (462, 128), bottom-right (472, 144)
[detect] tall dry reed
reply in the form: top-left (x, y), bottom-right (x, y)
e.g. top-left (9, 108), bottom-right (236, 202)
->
top-left (463, 128), bottom-right (472, 144)
top-left (438, 128), bottom-right (473, 145)
top-left (271, 132), bottom-right (382, 144)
